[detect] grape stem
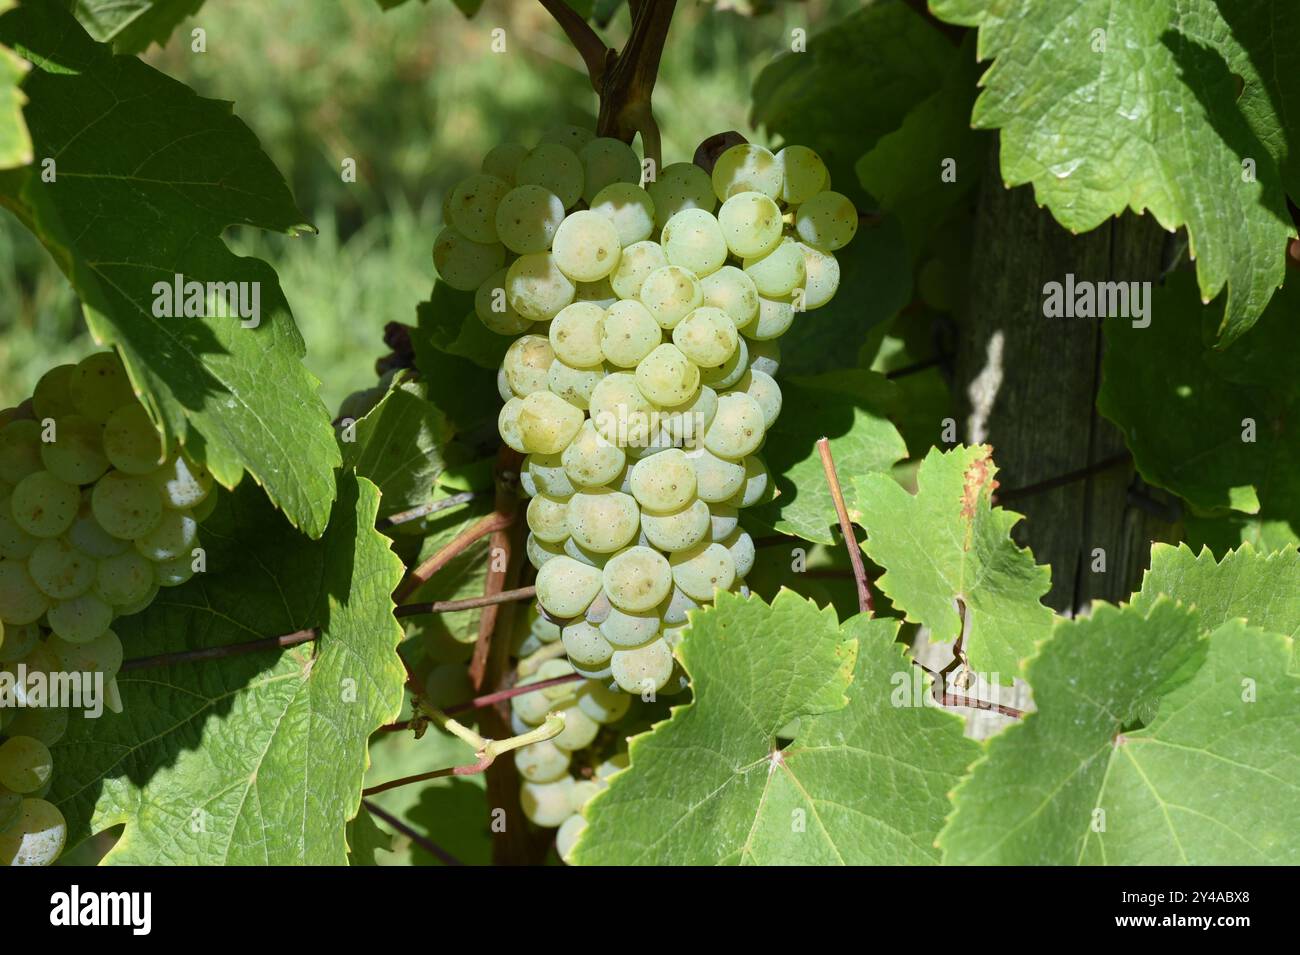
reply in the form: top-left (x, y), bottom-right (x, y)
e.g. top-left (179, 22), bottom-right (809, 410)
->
top-left (378, 672), bottom-right (585, 733)
top-left (538, 0), bottom-right (612, 91)
top-left (393, 585), bottom-right (536, 618)
top-left (990, 451), bottom-right (1131, 505)
top-left (393, 509), bottom-right (515, 602)
top-left (361, 800), bottom-right (464, 866)
top-left (377, 490), bottom-right (479, 529)
top-left (121, 628), bottom-right (317, 672)
top-left (816, 437), bottom-right (875, 616)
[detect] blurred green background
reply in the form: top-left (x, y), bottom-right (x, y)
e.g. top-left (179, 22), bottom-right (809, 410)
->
top-left (0, 0), bottom-right (853, 412)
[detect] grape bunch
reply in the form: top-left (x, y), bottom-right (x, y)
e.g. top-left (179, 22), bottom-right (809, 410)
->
top-left (433, 128), bottom-right (856, 699)
top-left (0, 351), bottom-right (215, 866)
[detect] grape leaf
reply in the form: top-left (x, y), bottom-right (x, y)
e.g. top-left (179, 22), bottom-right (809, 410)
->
top-left (574, 590), bottom-right (977, 864)
top-left (940, 601), bottom-right (1300, 864)
top-left (71, 0), bottom-right (203, 53)
top-left (421, 282), bottom-right (511, 371)
top-left (930, 0), bottom-right (1297, 343)
top-left (414, 292), bottom-right (501, 435)
top-left (850, 445), bottom-right (1054, 679)
top-left (1182, 513), bottom-right (1300, 558)
top-left (51, 474), bottom-right (408, 864)
top-left (0, 3), bottom-right (340, 537)
top-left (401, 492), bottom-right (496, 652)
top-left (0, 0), bottom-right (29, 170)
top-left (347, 805), bottom-right (394, 866)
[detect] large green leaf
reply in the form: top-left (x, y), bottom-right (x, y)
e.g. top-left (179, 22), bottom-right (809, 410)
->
top-left (71, 0), bottom-right (204, 53)
top-left (575, 590), bottom-right (977, 864)
top-left (850, 445), bottom-right (1054, 678)
top-left (931, 0), bottom-right (1298, 343)
top-left (414, 290), bottom-right (501, 435)
top-left (51, 475), bottom-right (408, 864)
top-left (0, 3), bottom-right (339, 536)
top-left (940, 601), bottom-right (1299, 864)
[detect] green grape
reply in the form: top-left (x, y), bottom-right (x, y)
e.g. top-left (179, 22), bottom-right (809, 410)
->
top-left (561, 420), bottom-right (626, 488)
top-left (538, 125), bottom-right (594, 151)
top-left (672, 306), bottom-right (739, 367)
top-left (153, 553), bottom-right (195, 588)
top-left (567, 488), bottom-right (640, 554)
top-left (497, 367), bottom-right (515, 403)
top-left (49, 629), bottom-right (123, 679)
top-left (537, 659), bottom-right (579, 700)
top-left (191, 488), bottom-right (218, 523)
top-left (564, 538), bottom-right (608, 572)
top-left (0, 420), bottom-right (44, 484)
top-left (776, 145), bottom-right (829, 204)
top-left (475, 269), bottom-right (533, 335)
top-left (4, 705), bottom-right (68, 747)
top-left (599, 300), bottom-right (660, 368)
top-left (661, 208), bottom-right (727, 277)
top-left (0, 560), bottom-right (49, 625)
top-left (552, 701), bottom-right (600, 751)
top-left (574, 277), bottom-right (617, 308)
top-left (502, 334), bottom-right (555, 396)
top-left (590, 182), bottom-right (655, 246)
top-left (556, 813), bottom-right (587, 862)
top-left (517, 391), bottom-right (584, 454)
top-left (646, 162), bottom-right (716, 230)
top-left (747, 295), bottom-right (795, 341)
top-left (532, 616), bottom-right (562, 644)
top-left (579, 137), bottom-right (641, 201)
top-left (697, 334), bottom-right (748, 391)
top-left (657, 385), bottom-right (717, 448)
top-left (609, 239), bottom-right (667, 300)
top-left (511, 671), bottom-right (558, 726)
top-left (526, 533), bottom-right (565, 570)
top-left (11, 471), bottom-right (80, 539)
top-left (0, 736), bottom-right (52, 793)
top-left (0, 621), bottom-right (39, 662)
top-left (547, 359), bottom-right (604, 410)
top-left (709, 503), bottom-right (739, 541)
top-left (516, 144), bottom-right (584, 209)
top-left (560, 620), bottom-right (613, 667)
top-left (69, 353), bottom-right (135, 424)
top-left (96, 550), bottom-right (155, 607)
top-left (700, 265), bottom-right (759, 330)
top-left (711, 144), bottom-right (781, 201)
top-left (432, 226), bottom-right (505, 291)
top-left (92, 472), bottom-right (163, 540)
top-left (0, 489), bottom-right (38, 560)
top-left (535, 555), bottom-right (604, 619)
top-left (629, 448), bottom-right (697, 513)
top-left (639, 265), bottom-right (702, 329)
top-left (749, 337), bottom-right (781, 377)
top-left (670, 541), bottom-right (736, 601)
top-left (797, 242), bottom-right (840, 310)
top-left (684, 447), bottom-right (746, 503)
top-left (0, 797), bottom-right (66, 866)
top-left (588, 373), bottom-right (654, 447)
top-left (37, 415), bottom-right (109, 486)
top-left (449, 173), bottom-right (511, 243)
top-left (552, 210), bottom-right (622, 283)
top-left (640, 498), bottom-right (710, 552)
top-left (717, 191), bottom-right (783, 259)
top-left (114, 581), bottom-right (160, 617)
top-left (733, 369), bottom-right (782, 428)
top-left (515, 739), bottom-right (570, 783)
top-left (611, 637), bottom-right (674, 694)
top-left (722, 528), bottom-right (756, 577)
top-left (498, 397), bottom-right (528, 454)
top-left (521, 777), bottom-right (576, 827)
top-left (481, 142), bottom-right (529, 184)
top-left (576, 680), bottom-right (630, 724)
top-left (794, 190), bottom-right (859, 251)
top-left (523, 451), bottom-right (576, 499)
top-left (495, 184), bottom-right (566, 255)
top-left (743, 237), bottom-right (806, 297)
top-left (602, 546), bottom-right (672, 613)
top-left (703, 394), bottom-right (765, 460)
top-left (728, 455), bottom-right (771, 508)
top-left (549, 302), bottom-right (605, 367)
top-left (527, 493), bottom-right (570, 544)
top-left (31, 364), bottom-right (78, 421)
top-left (149, 454), bottom-right (212, 511)
top-left (134, 508), bottom-right (198, 561)
top-left (506, 253), bottom-right (576, 321)
top-left (28, 537), bottom-right (95, 599)
top-left (599, 605), bottom-right (661, 649)
top-left (635, 344), bottom-right (699, 407)
top-left (47, 592), bottom-right (113, 643)
top-left (103, 403), bottom-right (165, 475)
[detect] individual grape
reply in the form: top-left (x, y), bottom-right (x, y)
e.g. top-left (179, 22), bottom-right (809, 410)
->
top-left (502, 335), bottom-right (555, 396)
top-left (599, 605), bottom-right (661, 648)
top-left (794, 190), bottom-right (859, 251)
top-left (148, 455), bottom-right (213, 512)
top-left (582, 589), bottom-right (612, 625)
top-left (656, 385), bottom-right (717, 448)
top-left (635, 344), bottom-right (699, 407)
top-left (523, 451), bottom-right (576, 499)
top-left (552, 701), bottom-right (600, 751)
top-left (432, 226), bottom-right (505, 291)
top-left (561, 421), bottom-right (626, 488)
top-left (3, 705), bottom-right (68, 747)
top-left (526, 533), bottom-right (565, 570)
top-left (537, 659), bottom-right (580, 700)
top-left (609, 240), bottom-right (667, 300)
top-left (475, 269), bottom-right (533, 335)
top-left (498, 397), bottom-right (528, 454)
top-left (552, 210), bottom-right (622, 283)
top-left (743, 237), bottom-right (806, 297)
top-left (515, 739), bottom-right (571, 783)
top-left (573, 277), bottom-right (617, 308)
top-left (599, 300), bottom-right (660, 368)
top-left (564, 536), bottom-right (610, 569)
top-left (48, 629), bottom-right (123, 680)
top-left (449, 173), bottom-right (511, 243)
top-left (703, 393), bottom-right (766, 460)
top-left (495, 184), bottom-right (566, 255)
top-left (547, 359), bottom-right (604, 410)
top-left (640, 498), bottom-right (710, 552)
top-left (717, 191), bottom-right (783, 259)
top-left (481, 142), bottom-right (529, 184)
top-left (708, 503), bottom-right (739, 541)
top-left (629, 448), bottom-right (696, 513)
top-left (728, 455), bottom-right (771, 508)
top-left (505, 253), bottom-right (576, 321)
top-left (0, 621), bottom-right (39, 661)
top-left (516, 144), bottom-right (584, 209)
top-left (577, 680), bottom-right (631, 723)
top-left (11, 471), bottom-right (80, 539)
top-left (31, 364), bottom-right (78, 421)
top-left (96, 550), bottom-right (155, 607)
top-left (722, 528), bottom-right (756, 577)
top-left (39, 415), bottom-right (109, 486)
top-left (670, 541), bottom-right (736, 601)
top-left (672, 307), bottom-right (738, 367)
top-left (611, 637), bottom-right (674, 694)
top-left (0, 420), bottom-right (43, 484)
top-left (796, 242), bottom-right (841, 310)
top-left (733, 369), bottom-right (782, 428)
top-left (602, 546), bottom-right (672, 612)
top-left (527, 493), bottom-right (570, 544)
top-left (578, 137), bottom-right (642, 204)
top-left (512, 672), bottom-right (559, 725)
top-left (0, 490), bottom-right (38, 561)
top-left (103, 403), bottom-right (165, 475)
top-left (0, 736), bottom-right (51, 793)
top-left (556, 813), bottom-right (587, 862)
top-left (560, 620), bottom-right (613, 667)
top-left (566, 488), bottom-right (639, 553)
top-left (113, 580), bottom-right (160, 617)
top-left (746, 295), bottom-right (795, 341)
top-left (684, 447), bottom-right (746, 502)
top-left (47, 592), bottom-right (113, 643)
top-left (588, 373), bottom-right (654, 447)
top-left (521, 777), bottom-right (576, 827)
top-left (776, 145), bottom-right (829, 204)
top-left (538, 125), bottom-right (594, 151)
top-left (534, 556), bottom-right (603, 619)
top-left (711, 144), bottom-right (781, 201)
top-left (661, 208), bottom-right (727, 277)
top-left (91, 472), bottom-right (163, 540)
top-left (154, 552), bottom-right (196, 589)
top-left (28, 538), bottom-right (95, 599)
top-left (134, 508), bottom-right (198, 562)
top-left (517, 391), bottom-right (584, 454)
top-left (749, 337), bottom-right (781, 377)
top-left (646, 162), bottom-right (716, 230)
top-left (0, 561), bottom-right (50, 625)
top-left (697, 335), bottom-right (749, 391)
top-left (639, 265), bottom-right (702, 329)
top-left (69, 353), bottom-right (135, 424)
top-left (590, 182), bottom-right (655, 246)
top-left (549, 302), bottom-right (605, 367)
top-left (0, 798), bottom-right (66, 866)
top-left (700, 265), bottom-right (759, 330)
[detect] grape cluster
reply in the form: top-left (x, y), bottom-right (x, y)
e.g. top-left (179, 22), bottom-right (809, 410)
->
top-left (0, 352), bottom-right (215, 866)
top-left (434, 128), bottom-right (856, 699)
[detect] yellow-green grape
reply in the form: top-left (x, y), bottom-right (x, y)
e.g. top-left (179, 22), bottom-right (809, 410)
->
top-left (91, 472), bottom-right (163, 540)
top-left (722, 528), bottom-right (756, 577)
top-left (521, 777), bottom-right (576, 827)
top-left (515, 739), bottom-right (570, 783)
top-left (96, 550), bottom-right (155, 607)
top-left (135, 508), bottom-right (198, 561)
top-left (432, 226), bottom-right (505, 291)
top-left (697, 335), bottom-right (749, 391)
top-left (717, 191), bottom-right (783, 259)
top-left (0, 420), bottom-right (43, 484)
top-left (729, 455), bottom-right (771, 508)
top-left (635, 344), bottom-right (699, 406)
top-left (505, 253), bottom-right (576, 321)
top-left (28, 538), bottom-right (95, 599)
top-left (776, 145), bottom-right (829, 204)
top-left (39, 415), bottom-right (109, 486)
top-left (512, 672), bottom-right (557, 725)
top-left (602, 546), bottom-right (672, 613)
top-left (658, 584), bottom-right (700, 626)
top-left (0, 621), bottom-right (39, 662)
top-left (672, 306), bottom-right (738, 367)
top-left (449, 173), bottom-right (511, 243)
top-left (527, 533), bottom-right (564, 570)
top-left (502, 335), bottom-right (555, 396)
top-left (552, 210), bottom-right (622, 283)
top-left (49, 628), bottom-right (122, 680)
top-left (4, 704), bottom-right (67, 747)
top-left (11, 471), bottom-right (80, 539)
top-left (578, 137), bottom-right (642, 204)
top-left (711, 143), bottom-right (782, 201)
top-left (640, 498), bottom-right (710, 552)
top-left (747, 295), bottom-right (795, 340)
top-left (574, 277), bottom-right (617, 308)
top-left (646, 162), bottom-right (716, 230)
top-left (562, 420), bottom-right (626, 488)
top-left (609, 240), bottom-right (667, 300)
top-left (527, 493), bottom-right (570, 544)
top-left (47, 592), bottom-right (113, 644)
top-left (685, 447), bottom-right (746, 502)
top-left (564, 536), bottom-right (609, 569)
top-left (566, 488), bottom-right (640, 553)
top-left (0, 798), bottom-right (66, 866)
top-left (103, 403), bottom-right (165, 475)
top-left (796, 242), bottom-right (840, 311)
top-left (700, 265), bottom-right (759, 331)
top-left (0, 736), bottom-right (51, 793)
top-left (589, 373), bottom-right (654, 447)
top-left (577, 680), bottom-right (631, 723)
top-left (537, 659), bottom-right (579, 700)
top-left (743, 237), bottom-right (806, 297)
top-left (0, 560), bottom-right (49, 625)
top-left (556, 813), bottom-right (586, 862)
top-left (153, 554), bottom-right (196, 589)
top-left (629, 448), bottom-right (697, 513)
top-left (552, 701), bottom-right (600, 751)
top-left (599, 300), bottom-right (661, 368)
top-left (112, 580), bottom-right (159, 617)
top-left (704, 393), bottom-right (766, 460)
top-left (560, 620), bottom-right (613, 668)
top-left (709, 503), bottom-right (739, 541)
top-left (611, 637), bottom-right (674, 694)
top-left (549, 302), bottom-right (605, 367)
top-left (523, 450), bottom-right (577, 499)
top-left (538, 125), bottom-right (595, 151)
top-left (481, 142), bottom-right (529, 184)
top-left (534, 555), bottom-right (603, 618)
top-left (749, 338), bottom-right (781, 377)
top-left (547, 359), bottom-right (604, 410)
top-left (498, 397), bottom-right (528, 454)
top-left (733, 369), bottom-right (782, 428)
top-left (517, 391), bottom-right (583, 454)
top-left (590, 183), bottom-right (655, 246)
top-left (31, 364), bottom-right (78, 421)
top-left (639, 265), bottom-right (702, 329)
top-left (661, 208), bottom-right (727, 277)
top-left (657, 384), bottom-right (717, 447)
top-left (495, 185), bottom-right (566, 255)
top-left (599, 605), bottom-right (660, 648)
top-left (69, 353), bottom-right (135, 424)
top-left (670, 540), bottom-right (736, 601)
top-left (516, 144), bottom-right (584, 209)
top-left (475, 269), bottom-right (533, 335)
top-left (148, 455), bottom-right (212, 511)
top-left (794, 190), bottom-right (859, 251)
